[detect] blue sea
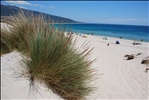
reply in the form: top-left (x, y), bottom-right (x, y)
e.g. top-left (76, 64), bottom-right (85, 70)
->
top-left (54, 24), bottom-right (149, 42)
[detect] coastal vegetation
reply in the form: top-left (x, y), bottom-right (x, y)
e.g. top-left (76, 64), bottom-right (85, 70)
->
top-left (1, 11), bottom-right (94, 100)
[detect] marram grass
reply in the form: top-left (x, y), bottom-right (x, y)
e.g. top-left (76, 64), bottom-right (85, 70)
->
top-left (1, 11), bottom-right (95, 100)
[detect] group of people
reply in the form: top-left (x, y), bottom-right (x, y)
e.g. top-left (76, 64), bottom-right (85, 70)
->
top-left (132, 41), bottom-right (142, 45)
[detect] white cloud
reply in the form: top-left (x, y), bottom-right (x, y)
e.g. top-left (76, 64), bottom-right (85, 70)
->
top-left (5, 1), bottom-right (55, 11)
top-left (33, 4), bottom-right (39, 6)
top-left (5, 1), bottom-right (45, 8)
top-left (49, 5), bottom-right (55, 9)
top-left (102, 18), bottom-right (148, 23)
top-left (33, 4), bottom-right (44, 7)
top-left (99, 18), bottom-right (148, 25)
top-left (141, 18), bottom-right (148, 21)
top-left (102, 18), bottom-right (137, 22)
top-left (39, 5), bottom-right (44, 7)
top-left (16, 6), bottom-right (28, 9)
top-left (5, 1), bottom-right (32, 6)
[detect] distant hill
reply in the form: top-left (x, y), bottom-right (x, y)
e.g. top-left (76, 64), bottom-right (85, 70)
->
top-left (1, 4), bottom-right (78, 23)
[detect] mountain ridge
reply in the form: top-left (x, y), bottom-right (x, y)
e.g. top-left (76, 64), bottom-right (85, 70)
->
top-left (1, 4), bottom-right (79, 23)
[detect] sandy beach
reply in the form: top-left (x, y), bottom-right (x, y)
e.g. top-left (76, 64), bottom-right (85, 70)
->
top-left (74, 34), bottom-right (149, 99)
top-left (1, 23), bottom-right (149, 99)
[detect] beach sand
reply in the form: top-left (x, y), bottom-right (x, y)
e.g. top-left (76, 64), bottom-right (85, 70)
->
top-left (1, 23), bottom-right (149, 99)
top-left (73, 34), bottom-right (149, 99)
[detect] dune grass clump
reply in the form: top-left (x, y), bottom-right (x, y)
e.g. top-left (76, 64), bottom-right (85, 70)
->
top-left (1, 33), bottom-right (11, 55)
top-left (1, 11), bottom-right (94, 100)
top-left (1, 23), bottom-right (15, 55)
top-left (0, 41), bottom-right (10, 55)
top-left (26, 32), bottom-right (93, 100)
top-left (1, 11), bottom-right (56, 56)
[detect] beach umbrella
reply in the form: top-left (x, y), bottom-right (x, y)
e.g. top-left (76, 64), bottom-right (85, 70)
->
top-left (115, 41), bottom-right (120, 44)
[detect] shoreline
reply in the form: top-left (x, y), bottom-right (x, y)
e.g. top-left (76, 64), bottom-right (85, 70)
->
top-left (70, 32), bottom-right (149, 43)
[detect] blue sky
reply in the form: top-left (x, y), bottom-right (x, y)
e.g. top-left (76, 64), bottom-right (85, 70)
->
top-left (1, 1), bottom-right (149, 26)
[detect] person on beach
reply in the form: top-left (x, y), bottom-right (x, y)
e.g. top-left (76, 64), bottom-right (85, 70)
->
top-left (107, 43), bottom-right (109, 46)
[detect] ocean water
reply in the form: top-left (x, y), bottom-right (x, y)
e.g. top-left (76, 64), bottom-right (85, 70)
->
top-left (54, 24), bottom-right (149, 42)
